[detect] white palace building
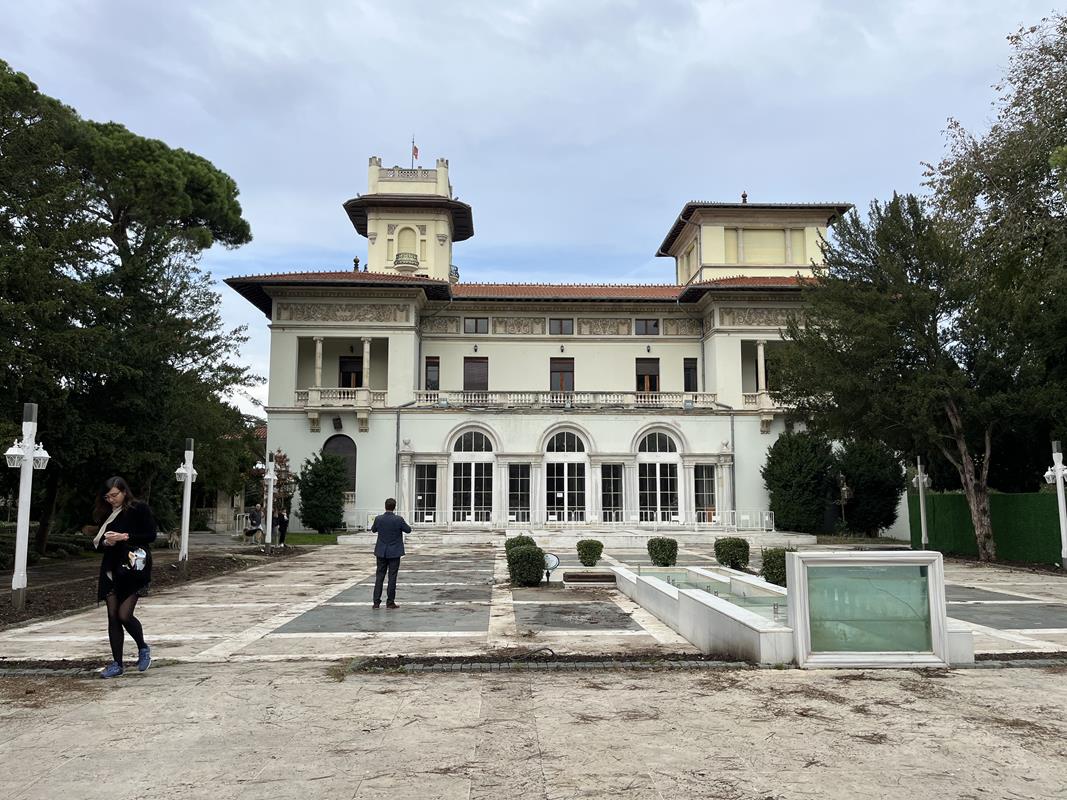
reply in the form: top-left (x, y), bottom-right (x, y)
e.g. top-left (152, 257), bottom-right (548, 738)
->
top-left (226, 157), bottom-right (850, 534)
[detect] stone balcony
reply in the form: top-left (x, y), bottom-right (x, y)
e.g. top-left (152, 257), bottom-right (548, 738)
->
top-left (411, 390), bottom-right (719, 410)
top-left (294, 388), bottom-right (388, 408)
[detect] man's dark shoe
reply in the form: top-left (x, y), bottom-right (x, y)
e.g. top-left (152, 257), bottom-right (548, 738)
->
top-left (372, 603), bottom-right (381, 609)
top-left (386, 602), bottom-right (399, 609)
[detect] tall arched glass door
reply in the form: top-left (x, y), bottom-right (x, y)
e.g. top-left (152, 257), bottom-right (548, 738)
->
top-left (545, 431), bottom-right (586, 522)
top-left (451, 431), bottom-right (494, 523)
top-left (637, 432), bottom-right (679, 522)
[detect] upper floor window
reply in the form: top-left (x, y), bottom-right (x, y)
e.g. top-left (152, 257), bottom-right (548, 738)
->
top-left (635, 319), bottom-right (660, 336)
top-left (454, 431), bottom-right (493, 452)
top-left (639, 432), bottom-right (677, 453)
top-left (425, 356), bottom-right (440, 391)
top-left (549, 318), bottom-right (574, 335)
top-left (549, 358), bottom-right (574, 392)
top-left (636, 358), bottom-right (659, 392)
top-left (684, 358), bottom-right (698, 392)
top-left (464, 317), bottom-right (489, 334)
top-left (463, 357), bottom-right (488, 391)
top-left (547, 431), bottom-right (585, 452)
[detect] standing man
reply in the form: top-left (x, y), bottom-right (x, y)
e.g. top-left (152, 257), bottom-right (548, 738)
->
top-left (371, 498), bottom-right (411, 609)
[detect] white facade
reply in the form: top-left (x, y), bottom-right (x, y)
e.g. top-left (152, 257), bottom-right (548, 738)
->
top-left (227, 157), bottom-right (850, 533)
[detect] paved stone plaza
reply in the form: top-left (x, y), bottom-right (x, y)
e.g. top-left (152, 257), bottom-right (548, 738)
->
top-left (1, 541), bottom-right (1066, 663)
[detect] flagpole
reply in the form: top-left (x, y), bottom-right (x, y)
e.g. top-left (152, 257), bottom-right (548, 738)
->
top-left (411, 135), bottom-right (415, 168)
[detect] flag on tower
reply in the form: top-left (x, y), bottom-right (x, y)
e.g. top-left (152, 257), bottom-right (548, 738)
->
top-left (411, 140), bottom-right (419, 161)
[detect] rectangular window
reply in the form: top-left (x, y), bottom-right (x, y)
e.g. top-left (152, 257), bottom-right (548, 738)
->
top-left (742, 229), bottom-right (787, 264)
top-left (790, 229), bottom-right (806, 264)
top-left (684, 358), bottom-right (698, 392)
top-left (463, 317), bottom-right (489, 334)
top-left (338, 356), bottom-right (362, 388)
top-left (414, 464), bottom-right (437, 524)
top-left (424, 357), bottom-right (440, 391)
top-left (508, 464), bottom-right (531, 523)
top-left (463, 357), bottom-right (488, 391)
top-left (549, 358), bottom-right (574, 392)
top-left (636, 358), bottom-right (660, 393)
top-left (724, 228), bottom-right (739, 264)
top-left (695, 464), bottom-right (716, 523)
top-left (549, 318), bottom-right (574, 335)
top-left (601, 464), bottom-right (623, 522)
top-left (635, 318), bottom-right (660, 336)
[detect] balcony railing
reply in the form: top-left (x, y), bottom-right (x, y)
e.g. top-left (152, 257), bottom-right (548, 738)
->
top-left (294, 388), bottom-right (389, 408)
top-left (412, 391), bottom-right (719, 409)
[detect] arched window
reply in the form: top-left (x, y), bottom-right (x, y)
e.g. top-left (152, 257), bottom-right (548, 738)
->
top-left (639, 432), bottom-right (677, 453)
top-left (451, 429), bottom-right (494, 523)
top-left (322, 435), bottom-right (357, 491)
top-left (454, 431), bottom-right (493, 452)
top-left (547, 431), bottom-right (585, 453)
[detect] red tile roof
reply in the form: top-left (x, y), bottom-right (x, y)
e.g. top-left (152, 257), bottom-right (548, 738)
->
top-left (224, 270), bottom-right (804, 316)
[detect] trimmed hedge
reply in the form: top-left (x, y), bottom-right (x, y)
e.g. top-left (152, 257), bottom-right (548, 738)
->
top-left (505, 534), bottom-right (537, 553)
top-left (576, 539), bottom-right (604, 567)
top-left (507, 544), bottom-right (545, 587)
top-left (647, 537), bottom-right (678, 567)
top-left (713, 537), bottom-right (750, 570)
top-left (760, 547), bottom-right (793, 587)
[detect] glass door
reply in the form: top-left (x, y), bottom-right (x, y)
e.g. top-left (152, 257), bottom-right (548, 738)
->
top-left (546, 462), bottom-right (585, 522)
top-left (414, 464), bottom-right (436, 524)
top-left (639, 463), bottom-right (678, 522)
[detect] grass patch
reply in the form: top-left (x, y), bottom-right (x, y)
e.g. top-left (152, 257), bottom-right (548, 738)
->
top-left (284, 532), bottom-right (338, 546)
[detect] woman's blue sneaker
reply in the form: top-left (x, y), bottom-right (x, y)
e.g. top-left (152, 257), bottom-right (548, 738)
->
top-left (100, 662), bottom-right (123, 679)
top-left (137, 646), bottom-right (152, 672)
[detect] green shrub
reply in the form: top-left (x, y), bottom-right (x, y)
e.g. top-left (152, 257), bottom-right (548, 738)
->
top-left (713, 537), bottom-right (750, 570)
top-left (576, 539), bottom-right (604, 567)
top-left (647, 537), bottom-right (678, 567)
top-left (296, 453), bottom-right (348, 533)
top-left (760, 547), bottom-right (794, 587)
top-left (505, 534), bottom-right (537, 553)
top-left (191, 510), bottom-right (212, 531)
top-left (761, 431), bottom-right (834, 533)
top-left (835, 439), bottom-right (907, 536)
top-left (507, 544), bottom-right (545, 586)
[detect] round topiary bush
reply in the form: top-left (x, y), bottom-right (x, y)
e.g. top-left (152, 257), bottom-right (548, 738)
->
top-left (713, 537), bottom-right (750, 570)
top-left (576, 539), bottom-right (604, 567)
top-left (760, 547), bottom-right (793, 587)
top-left (504, 534), bottom-right (537, 553)
top-left (507, 544), bottom-right (546, 586)
top-left (647, 537), bottom-right (678, 567)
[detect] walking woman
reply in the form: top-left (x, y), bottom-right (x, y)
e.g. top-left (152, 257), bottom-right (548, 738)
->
top-left (92, 477), bottom-right (157, 678)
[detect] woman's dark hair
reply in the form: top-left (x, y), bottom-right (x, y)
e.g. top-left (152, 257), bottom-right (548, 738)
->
top-left (94, 476), bottom-right (138, 522)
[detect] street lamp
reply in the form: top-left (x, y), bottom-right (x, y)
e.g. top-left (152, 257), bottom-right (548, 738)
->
top-left (173, 439), bottom-right (196, 576)
top-left (6, 404), bottom-right (50, 610)
top-left (913, 456), bottom-right (932, 549)
top-left (1044, 441), bottom-right (1067, 572)
top-left (836, 472), bottom-right (854, 529)
top-left (254, 452), bottom-right (277, 553)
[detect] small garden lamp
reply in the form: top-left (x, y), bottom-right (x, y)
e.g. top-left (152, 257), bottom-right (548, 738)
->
top-left (174, 439), bottom-right (196, 571)
top-left (7, 403), bottom-right (49, 610)
top-left (913, 457), bottom-right (932, 548)
top-left (258, 452), bottom-right (277, 552)
top-left (1044, 441), bottom-right (1067, 571)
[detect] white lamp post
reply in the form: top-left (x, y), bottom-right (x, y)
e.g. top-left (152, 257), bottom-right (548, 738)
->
top-left (173, 438), bottom-right (196, 577)
top-left (913, 456), bottom-right (932, 549)
top-left (1043, 441), bottom-right (1067, 572)
top-left (5, 403), bottom-right (50, 610)
top-left (255, 453), bottom-right (277, 553)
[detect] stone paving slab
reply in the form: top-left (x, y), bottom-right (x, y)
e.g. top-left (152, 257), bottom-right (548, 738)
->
top-left (274, 602), bottom-right (491, 634)
top-left (513, 602), bottom-right (642, 631)
top-left (946, 603), bottom-right (1067, 630)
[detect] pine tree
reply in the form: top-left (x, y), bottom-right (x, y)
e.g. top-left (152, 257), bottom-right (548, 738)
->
top-left (296, 454), bottom-right (348, 534)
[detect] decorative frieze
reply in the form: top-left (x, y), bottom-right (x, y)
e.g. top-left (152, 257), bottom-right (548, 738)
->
top-left (718, 307), bottom-right (796, 328)
top-left (420, 316), bottom-right (460, 334)
top-left (663, 318), bottom-right (702, 336)
top-left (276, 302), bottom-right (410, 323)
top-left (387, 224), bottom-right (397, 234)
top-left (492, 317), bottom-right (546, 335)
top-left (577, 318), bottom-right (632, 336)
top-left (417, 225), bottom-right (427, 235)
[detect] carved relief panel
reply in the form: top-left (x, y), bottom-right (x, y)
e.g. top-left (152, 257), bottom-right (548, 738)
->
top-left (718, 307), bottom-right (796, 328)
top-left (276, 303), bottom-right (410, 323)
top-left (577, 318), bottom-right (632, 336)
top-left (662, 318), bottom-right (702, 336)
top-left (492, 317), bottom-right (546, 335)
top-left (420, 316), bottom-right (461, 334)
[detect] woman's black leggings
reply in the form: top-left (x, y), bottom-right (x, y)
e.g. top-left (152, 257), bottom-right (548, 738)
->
top-left (105, 593), bottom-right (146, 663)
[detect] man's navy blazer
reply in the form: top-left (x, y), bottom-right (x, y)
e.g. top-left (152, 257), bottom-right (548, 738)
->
top-left (371, 511), bottom-right (412, 558)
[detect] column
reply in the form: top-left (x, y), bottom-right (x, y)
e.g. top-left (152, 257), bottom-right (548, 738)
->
top-left (435, 461), bottom-right (446, 527)
top-left (530, 463), bottom-right (543, 525)
top-left (756, 339), bottom-right (766, 393)
top-left (588, 461), bottom-right (602, 524)
top-left (494, 461), bottom-right (507, 527)
top-left (398, 457), bottom-right (412, 517)
top-left (313, 337), bottom-right (324, 387)
top-left (682, 463), bottom-right (696, 526)
top-left (624, 462), bottom-right (639, 523)
top-left (361, 337), bottom-right (371, 388)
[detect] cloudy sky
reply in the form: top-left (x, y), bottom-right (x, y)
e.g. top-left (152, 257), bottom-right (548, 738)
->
top-left (2, 0), bottom-right (1055, 413)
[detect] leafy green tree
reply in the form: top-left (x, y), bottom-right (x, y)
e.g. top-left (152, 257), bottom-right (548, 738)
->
top-left (761, 431), bottom-right (834, 534)
top-left (0, 59), bottom-right (256, 550)
top-left (835, 440), bottom-right (906, 537)
top-left (296, 454), bottom-right (348, 534)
